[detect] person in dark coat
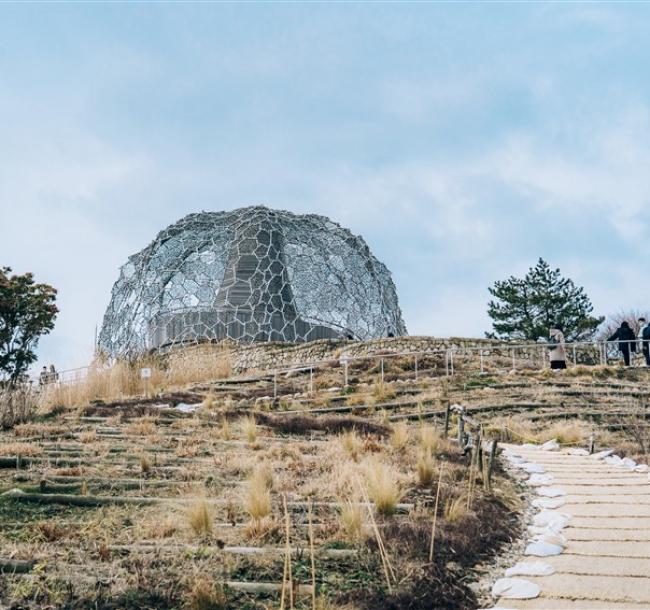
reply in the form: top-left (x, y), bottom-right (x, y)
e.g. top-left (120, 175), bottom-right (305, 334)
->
top-left (608, 321), bottom-right (637, 366)
top-left (639, 318), bottom-right (650, 366)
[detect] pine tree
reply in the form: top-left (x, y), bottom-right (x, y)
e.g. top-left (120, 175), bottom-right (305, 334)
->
top-left (486, 258), bottom-right (603, 342)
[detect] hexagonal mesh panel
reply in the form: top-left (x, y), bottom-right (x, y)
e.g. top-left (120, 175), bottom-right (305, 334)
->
top-left (98, 206), bottom-right (407, 356)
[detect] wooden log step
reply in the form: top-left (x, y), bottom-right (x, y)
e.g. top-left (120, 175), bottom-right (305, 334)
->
top-left (0, 489), bottom-right (414, 512)
top-left (0, 489), bottom-right (161, 506)
top-left (0, 559), bottom-right (34, 574)
top-left (275, 397), bottom-right (437, 417)
top-left (225, 581), bottom-right (314, 596)
top-left (12, 474), bottom-right (181, 488)
top-left (108, 544), bottom-right (356, 558)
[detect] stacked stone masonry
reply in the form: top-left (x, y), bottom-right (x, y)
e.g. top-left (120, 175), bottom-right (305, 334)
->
top-left (165, 336), bottom-right (604, 375)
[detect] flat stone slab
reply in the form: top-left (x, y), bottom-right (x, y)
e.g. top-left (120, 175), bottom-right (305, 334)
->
top-left (545, 554), bottom-right (650, 577)
top-left (561, 503), bottom-right (650, 517)
top-left (565, 494), bottom-right (650, 504)
top-left (557, 485), bottom-right (650, 495)
top-left (550, 477), bottom-right (649, 485)
top-left (523, 574), bottom-right (650, 603)
top-left (563, 527), bottom-right (650, 541)
top-left (495, 599), bottom-right (650, 609)
top-left (564, 540), bottom-right (650, 558)
top-left (568, 516), bottom-right (650, 529)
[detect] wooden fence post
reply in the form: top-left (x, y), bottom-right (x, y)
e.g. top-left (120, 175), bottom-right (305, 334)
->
top-left (457, 407), bottom-right (465, 447)
top-left (487, 439), bottom-right (498, 493)
top-left (443, 401), bottom-right (451, 438)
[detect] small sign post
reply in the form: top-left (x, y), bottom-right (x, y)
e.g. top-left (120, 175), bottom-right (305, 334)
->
top-left (140, 367), bottom-right (151, 398)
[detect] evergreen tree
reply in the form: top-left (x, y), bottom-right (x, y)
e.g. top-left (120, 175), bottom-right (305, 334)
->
top-left (486, 258), bottom-right (603, 342)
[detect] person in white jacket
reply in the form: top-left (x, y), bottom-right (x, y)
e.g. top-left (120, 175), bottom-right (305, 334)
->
top-left (548, 326), bottom-right (567, 370)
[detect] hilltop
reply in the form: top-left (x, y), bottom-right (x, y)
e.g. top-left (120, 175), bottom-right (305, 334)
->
top-left (0, 337), bottom-right (648, 609)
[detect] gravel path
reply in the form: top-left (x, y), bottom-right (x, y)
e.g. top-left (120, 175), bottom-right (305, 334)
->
top-left (491, 444), bottom-right (650, 610)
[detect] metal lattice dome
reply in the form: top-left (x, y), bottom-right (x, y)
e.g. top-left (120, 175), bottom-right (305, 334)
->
top-left (98, 206), bottom-right (407, 356)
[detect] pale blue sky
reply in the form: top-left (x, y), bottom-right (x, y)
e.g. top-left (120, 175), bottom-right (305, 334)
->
top-left (1, 3), bottom-right (649, 371)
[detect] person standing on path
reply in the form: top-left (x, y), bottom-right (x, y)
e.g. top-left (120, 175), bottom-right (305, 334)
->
top-left (548, 326), bottom-right (567, 370)
top-left (608, 320), bottom-right (637, 366)
top-left (639, 317), bottom-right (650, 366)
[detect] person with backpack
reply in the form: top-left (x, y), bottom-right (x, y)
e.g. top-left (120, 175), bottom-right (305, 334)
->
top-left (548, 326), bottom-right (567, 370)
top-left (608, 321), bottom-right (637, 366)
top-left (639, 317), bottom-right (650, 366)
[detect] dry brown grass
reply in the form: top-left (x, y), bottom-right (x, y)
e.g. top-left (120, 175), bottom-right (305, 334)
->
top-left (488, 415), bottom-right (591, 446)
top-left (0, 442), bottom-right (43, 457)
top-left (79, 430), bottom-right (97, 443)
top-left (145, 517), bottom-right (177, 539)
top-left (243, 515), bottom-right (280, 540)
top-left (364, 461), bottom-right (401, 517)
top-left (346, 393), bottom-right (369, 407)
top-left (241, 415), bottom-right (258, 445)
top-left (201, 393), bottom-right (217, 410)
top-left (219, 418), bottom-right (232, 440)
top-left (187, 498), bottom-right (212, 537)
top-left (35, 521), bottom-right (67, 542)
top-left (389, 422), bottom-right (409, 451)
top-left (187, 577), bottom-right (226, 610)
top-left (339, 499), bottom-right (364, 542)
top-left (39, 350), bottom-right (232, 410)
top-left (340, 430), bottom-right (363, 461)
top-left (0, 386), bottom-right (38, 428)
top-left (125, 418), bottom-right (157, 436)
top-left (140, 455), bottom-right (151, 474)
top-left (444, 496), bottom-right (467, 523)
top-left (244, 465), bottom-right (272, 522)
top-left (168, 350), bottom-right (232, 387)
top-left (486, 416), bottom-right (537, 443)
top-left (372, 381), bottom-right (397, 402)
top-left (13, 423), bottom-right (68, 438)
top-left (419, 424), bottom-right (440, 455)
top-left (416, 451), bottom-right (436, 487)
top-left (536, 420), bottom-right (590, 445)
top-left (176, 440), bottom-right (202, 458)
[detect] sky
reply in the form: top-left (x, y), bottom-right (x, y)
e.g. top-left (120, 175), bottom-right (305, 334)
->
top-left (1, 2), bottom-right (649, 373)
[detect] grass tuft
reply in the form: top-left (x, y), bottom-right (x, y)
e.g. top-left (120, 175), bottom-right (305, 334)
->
top-left (416, 451), bottom-right (436, 487)
top-left (419, 424), bottom-right (440, 455)
top-left (244, 465), bottom-right (272, 522)
top-left (340, 430), bottom-right (363, 461)
top-left (389, 422), bottom-right (409, 451)
top-left (365, 461), bottom-right (401, 517)
top-left (241, 415), bottom-right (258, 445)
top-left (444, 496), bottom-right (467, 523)
top-left (188, 578), bottom-right (226, 610)
top-left (187, 498), bottom-right (212, 537)
top-left (339, 500), bottom-right (364, 542)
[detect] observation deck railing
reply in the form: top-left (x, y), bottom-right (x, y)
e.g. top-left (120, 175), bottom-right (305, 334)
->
top-left (28, 338), bottom-right (648, 393)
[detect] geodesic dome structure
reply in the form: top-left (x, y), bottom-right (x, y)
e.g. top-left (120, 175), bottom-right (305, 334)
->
top-left (98, 206), bottom-right (407, 356)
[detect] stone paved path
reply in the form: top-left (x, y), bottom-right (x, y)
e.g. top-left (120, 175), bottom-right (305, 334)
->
top-left (493, 444), bottom-right (650, 610)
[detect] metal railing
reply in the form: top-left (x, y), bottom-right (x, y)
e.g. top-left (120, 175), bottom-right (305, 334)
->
top-left (27, 338), bottom-right (649, 394)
